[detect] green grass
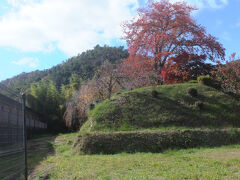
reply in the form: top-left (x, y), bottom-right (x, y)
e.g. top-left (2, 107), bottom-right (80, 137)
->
top-left (30, 134), bottom-right (240, 180)
top-left (26, 83), bottom-right (240, 179)
top-left (57, 132), bottom-right (79, 137)
top-left (83, 83), bottom-right (240, 132)
top-left (0, 153), bottom-right (25, 179)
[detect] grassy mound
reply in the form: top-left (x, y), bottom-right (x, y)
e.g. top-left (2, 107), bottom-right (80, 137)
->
top-left (82, 83), bottom-right (240, 132)
top-left (75, 129), bottom-right (240, 154)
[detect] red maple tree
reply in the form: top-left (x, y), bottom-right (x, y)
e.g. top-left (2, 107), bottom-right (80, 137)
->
top-left (122, 0), bottom-right (225, 83)
top-left (117, 54), bottom-right (156, 88)
top-left (162, 52), bottom-right (213, 84)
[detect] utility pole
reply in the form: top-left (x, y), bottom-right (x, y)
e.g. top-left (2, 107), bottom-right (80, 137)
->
top-left (22, 94), bottom-right (28, 180)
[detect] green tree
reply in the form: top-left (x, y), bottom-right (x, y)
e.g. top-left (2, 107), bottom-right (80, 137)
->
top-left (61, 74), bottom-right (83, 100)
top-left (29, 80), bottom-right (65, 132)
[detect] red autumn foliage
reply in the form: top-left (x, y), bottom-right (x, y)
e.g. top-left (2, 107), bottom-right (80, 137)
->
top-left (215, 53), bottom-right (240, 95)
top-left (118, 54), bottom-right (158, 88)
top-left (162, 52), bottom-right (213, 84)
top-left (122, 0), bottom-right (225, 83)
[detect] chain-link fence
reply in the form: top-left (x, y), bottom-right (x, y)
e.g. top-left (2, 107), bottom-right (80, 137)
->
top-left (0, 93), bottom-right (47, 180)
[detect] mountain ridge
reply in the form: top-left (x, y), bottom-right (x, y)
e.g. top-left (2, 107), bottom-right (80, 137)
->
top-left (0, 45), bottom-right (129, 97)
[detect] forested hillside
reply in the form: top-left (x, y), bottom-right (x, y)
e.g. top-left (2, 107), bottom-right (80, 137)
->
top-left (1, 45), bottom-right (128, 96)
top-left (0, 45), bottom-right (128, 132)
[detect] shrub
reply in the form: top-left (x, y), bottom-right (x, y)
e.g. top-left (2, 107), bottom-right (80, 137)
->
top-left (188, 80), bottom-right (198, 83)
top-left (151, 90), bottom-right (159, 98)
top-left (214, 57), bottom-right (240, 96)
top-left (75, 129), bottom-right (240, 154)
top-left (195, 101), bottom-right (204, 110)
top-left (94, 99), bottom-right (101, 104)
top-left (197, 75), bottom-right (220, 89)
top-left (64, 81), bottom-right (98, 131)
top-left (197, 75), bottom-right (211, 85)
top-left (187, 88), bottom-right (198, 97)
top-left (89, 103), bottom-right (95, 110)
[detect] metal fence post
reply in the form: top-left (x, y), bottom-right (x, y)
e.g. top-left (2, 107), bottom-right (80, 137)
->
top-left (22, 94), bottom-right (28, 180)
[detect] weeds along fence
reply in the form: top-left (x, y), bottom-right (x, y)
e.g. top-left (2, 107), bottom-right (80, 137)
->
top-left (0, 93), bottom-right (47, 180)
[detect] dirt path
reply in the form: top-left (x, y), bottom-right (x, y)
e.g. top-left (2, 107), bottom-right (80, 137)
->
top-left (27, 135), bottom-right (75, 180)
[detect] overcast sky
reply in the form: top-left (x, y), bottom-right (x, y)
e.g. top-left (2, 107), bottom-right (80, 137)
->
top-left (0, 0), bottom-right (239, 81)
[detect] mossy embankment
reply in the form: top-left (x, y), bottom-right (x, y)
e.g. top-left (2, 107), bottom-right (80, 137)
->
top-left (76, 82), bottom-right (240, 154)
top-left (82, 82), bottom-right (240, 132)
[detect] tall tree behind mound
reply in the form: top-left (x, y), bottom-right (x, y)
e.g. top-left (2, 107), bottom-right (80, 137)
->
top-left (122, 0), bottom-right (225, 83)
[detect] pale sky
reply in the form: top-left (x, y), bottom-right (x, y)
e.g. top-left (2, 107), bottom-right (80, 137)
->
top-left (0, 0), bottom-right (239, 81)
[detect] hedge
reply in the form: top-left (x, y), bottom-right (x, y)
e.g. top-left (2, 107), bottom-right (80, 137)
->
top-left (75, 129), bottom-right (240, 154)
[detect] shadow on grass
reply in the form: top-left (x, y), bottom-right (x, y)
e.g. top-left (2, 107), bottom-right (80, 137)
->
top-left (27, 135), bottom-right (57, 179)
top-left (0, 135), bottom-right (57, 180)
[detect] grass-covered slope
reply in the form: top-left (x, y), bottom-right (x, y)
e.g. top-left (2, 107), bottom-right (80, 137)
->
top-left (82, 82), bottom-right (240, 132)
top-left (27, 134), bottom-right (240, 179)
